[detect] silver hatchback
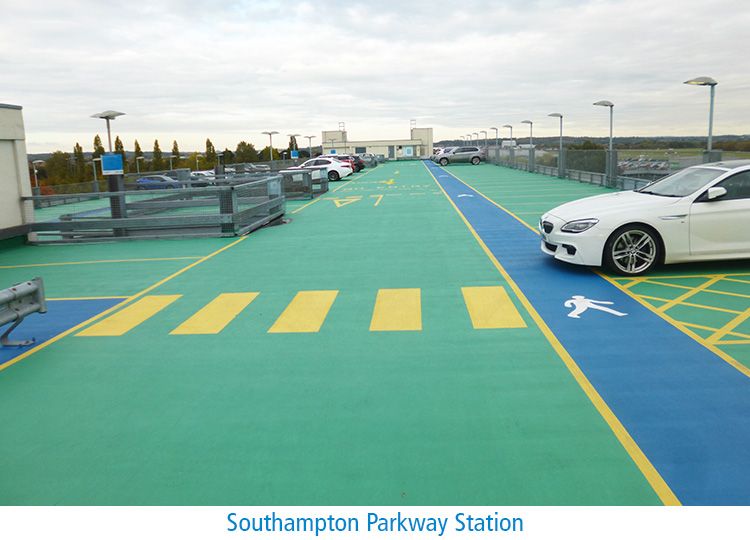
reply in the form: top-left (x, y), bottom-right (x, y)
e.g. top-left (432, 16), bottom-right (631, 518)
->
top-left (436, 146), bottom-right (484, 165)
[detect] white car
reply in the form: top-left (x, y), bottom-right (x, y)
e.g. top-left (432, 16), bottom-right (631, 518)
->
top-left (539, 160), bottom-right (750, 275)
top-left (289, 157), bottom-right (352, 181)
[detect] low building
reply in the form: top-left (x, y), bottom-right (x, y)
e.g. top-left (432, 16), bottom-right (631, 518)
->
top-left (321, 127), bottom-right (433, 159)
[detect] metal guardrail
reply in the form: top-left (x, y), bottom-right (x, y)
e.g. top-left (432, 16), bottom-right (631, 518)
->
top-left (0, 277), bottom-right (46, 347)
top-left (22, 175), bottom-right (285, 243)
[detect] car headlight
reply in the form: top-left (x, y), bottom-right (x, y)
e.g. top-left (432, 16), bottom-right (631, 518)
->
top-left (560, 218), bottom-right (599, 233)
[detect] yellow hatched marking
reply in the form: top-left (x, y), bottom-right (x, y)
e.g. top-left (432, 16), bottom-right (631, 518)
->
top-left (717, 339), bottom-right (750, 345)
top-left (369, 288), bottom-right (422, 332)
top-left (372, 194), bottom-right (384, 206)
top-left (77, 295), bottom-right (181, 336)
top-left (724, 277), bottom-right (750, 285)
top-left (171, 293), bottom-right (259, 335)
top-left (332, 196), bottom-right (361, 208)
top-left (707, 308), bottom-right (750, 344)
top-left (461, 286), bottom-right (526, 329)
top-left (268, 291), bottom-right (338, 333)
top-left (657, 276), bottom-right (725, 312)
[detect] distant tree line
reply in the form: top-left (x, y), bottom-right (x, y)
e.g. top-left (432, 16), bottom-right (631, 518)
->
top-left (32, 134), bottom-right (312, 186)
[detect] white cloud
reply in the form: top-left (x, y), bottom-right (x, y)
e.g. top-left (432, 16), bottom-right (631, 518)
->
top-left (1, 0), bottom-right (748, 152)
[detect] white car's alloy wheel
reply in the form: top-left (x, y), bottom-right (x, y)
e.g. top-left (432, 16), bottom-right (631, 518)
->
top-left (605, 226), bottom-right (659, 275)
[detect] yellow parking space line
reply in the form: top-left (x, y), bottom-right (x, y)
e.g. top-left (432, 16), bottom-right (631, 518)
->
top-left (369, 288), bottom-right (422, 332)
top-left (657, 276), bottom-right (725, 312)
top-left (724, 277), bottom-right (750, 285)
top-left (707, 308), bottom-right (750, 344)
top-left (77, 295), bottom-right (181, 336)
top-left (461, 286), bottom-right (526, 329)
top-left (171, 293), bottom-right (259, 335)
top-left (268, 291), bottom-right (338, 333)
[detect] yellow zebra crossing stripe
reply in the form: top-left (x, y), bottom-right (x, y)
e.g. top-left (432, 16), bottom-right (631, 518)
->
top-left (461, 286), bottom-right (527, 329)
top-left (268, 291), bottom-right (339, 333)
top-left (369, 288), bottom-right (422, 331)
top-left (170, 293), bottom-right (259, 335)
top-left (77, 295), bottom-right (181, 336)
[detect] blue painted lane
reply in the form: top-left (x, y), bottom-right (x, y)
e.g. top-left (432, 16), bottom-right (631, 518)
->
top-left (0, 299), bottom-right (122, 366)
top-left (426, 161), bottom-right (750, 505)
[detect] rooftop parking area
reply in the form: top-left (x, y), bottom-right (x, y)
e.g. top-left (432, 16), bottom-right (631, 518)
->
top-left (1, 161), bottom-right (748, 505)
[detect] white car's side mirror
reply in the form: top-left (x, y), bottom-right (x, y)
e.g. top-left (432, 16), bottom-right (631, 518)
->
top-left (707, 186), bottom-right (727, 200)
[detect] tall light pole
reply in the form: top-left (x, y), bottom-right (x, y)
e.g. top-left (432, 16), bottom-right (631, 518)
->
top-left (548, 113), bottom-right (564, 177)
top-left (521, 120), bottom-right (533, 147)
top-left (480, 130), bottom-right (488, 148)
top-left (502, 124), bottom-right (513, 145)
top-left (304, 135), bottom-right (316, 158)
top-left (473, 132), bottom-right (479, 146)
top-left (287, 133), bottom-right (301, 159)
top-left (490, 127), bottom-right (499, 147)
top-left (262, 131), bottom-right (279, 162)
top-left (31, 159), bottom-right (44, 188)
top-left (90, 111), bottom-right (125, 152)
top-left (328, 138), bottom-right (336, 154)
top-left (136, 156), bottom-right (145, 173)
top-left (91, 157), bottom-right (101, 191)
top-left (594, 100), bottom-right (615, 184)
top-left (684, 76), bottom-right (718, 152)
top-left (168, 155), bottom-right (178, 170)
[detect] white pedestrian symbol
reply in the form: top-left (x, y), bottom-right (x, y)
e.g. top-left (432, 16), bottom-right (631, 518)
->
top-left (564, 295), bottom-right (627, 319)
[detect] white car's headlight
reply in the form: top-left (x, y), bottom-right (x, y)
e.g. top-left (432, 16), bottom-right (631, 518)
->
top-left (560, 218), bottom-right (599, 233)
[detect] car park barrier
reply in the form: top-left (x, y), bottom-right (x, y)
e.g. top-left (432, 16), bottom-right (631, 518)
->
top-left (21, 175), bottom-right (285, 243)
top-left (278, 169), bottom-right (329, 200)
top-left (0, 277), bottom-right (46, 347)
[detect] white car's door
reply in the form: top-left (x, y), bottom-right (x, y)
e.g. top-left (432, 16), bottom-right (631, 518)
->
top-left (689, 170), bottom-right (750, 256)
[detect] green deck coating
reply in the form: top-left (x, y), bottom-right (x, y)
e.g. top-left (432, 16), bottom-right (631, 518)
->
top-left (0, 162), bottom-right (680, 505)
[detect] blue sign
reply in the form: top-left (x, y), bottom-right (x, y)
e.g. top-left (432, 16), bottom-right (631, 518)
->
top-left (291, 150), bottom-right (299, 159)
top-left (101, 153), bottom-right (124, 175)
top-left (329, 148), bottom-right (337, 154)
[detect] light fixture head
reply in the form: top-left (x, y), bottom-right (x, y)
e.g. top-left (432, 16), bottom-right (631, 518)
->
top-left (262, 131), bottom-right (279, 136)
top-left (91, 110), bottom-right (125, 120)
top-left (548, 113), bottom-right (563, 118)
top-left (684, 76), bottom-right (717, 86)
top-left (593, 100), bottom-right (614, 107)
top-left (502, 124), bottom-right (512, 128)
top-left (521, 120), bottom-right (533, 125)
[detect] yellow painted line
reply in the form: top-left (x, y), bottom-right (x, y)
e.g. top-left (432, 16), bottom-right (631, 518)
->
top-left (0, 256), bottom-right (201, 269)
top-left (461, 286), bottom-right (526, 329)
top-left (707, 308), bottom-right (750, 344)
top-left (268, 290), bottom-right (338, 333)
top-left (291, 168), bottom-right (379, 214)
top-left (77, 295), bottom-right (181, 336)
top-left (424, 162), bottom-right (680, 506)
top-left (0, 236), bottom-right (248, 372)
top-left (171, 293), bottom-right (259, 335)
top-left (48, 296), bottom-right (129, 301)
top-left (332, 196), bottom-right (361, 208)
top-left (369, 288), bottom-right (422, 332)
top-left (656, 276), bottom-right (725, 312)
top-left (635, 295), bottom-right (743, 315)
top-left (724, 277), bottom-right (750, 285)
top-left (680, 322), bottom-right (750, 340)
top-left (372, 194), bottom-right (384, 207)
top-left (716, 339), bottom-right (750, 345)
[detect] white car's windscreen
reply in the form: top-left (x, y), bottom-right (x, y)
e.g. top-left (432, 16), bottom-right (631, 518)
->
top-left (638, 167), bottom-right (725, 197)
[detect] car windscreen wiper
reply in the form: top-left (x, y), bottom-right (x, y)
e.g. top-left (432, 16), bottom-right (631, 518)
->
top-left (639, 189), bottom-right (680, 197)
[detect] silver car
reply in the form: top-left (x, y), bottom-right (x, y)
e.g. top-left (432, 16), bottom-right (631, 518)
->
top-left (436, 146), bottom-right (483, 165)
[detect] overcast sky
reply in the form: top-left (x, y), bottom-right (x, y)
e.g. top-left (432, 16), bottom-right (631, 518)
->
top-left (2, 0), bottom-right (748, 153)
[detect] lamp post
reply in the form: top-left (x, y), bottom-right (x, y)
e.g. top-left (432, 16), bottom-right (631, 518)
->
top-left (136, 156), bottom-right (145, 173)
top-left (548, 113), bottom-right (564, 177)
top-left (472, 132), bottom-right (479, 146)
top-left (520, 120), bottom-right (533, 147)
top-left (287, 133), bottom-right (301, 161)
top-left (262, 131), bottom-right (279, 163)
top-left (304, 135), bottom-right (316, 158)
top-left (502, 125), bottom-right (514, 165)
top-left (90, 111), bottom-right (125, 152)
top-left (480, 130), bottom-right (488, 148)
top-left (89, 158), bottom-right (101, 192)
top-left (31, 159), bottom-right (44, 189)
top-left (684, 76), bottom-right (718, 153)
top-left (593, 100), bottom-right (615, 184)
top-left (328, 138), bottom-right (336, 154)
top-left (168, 155), bottom-right (178, 170)
top-left (490, 127), bottom-right (499, 147)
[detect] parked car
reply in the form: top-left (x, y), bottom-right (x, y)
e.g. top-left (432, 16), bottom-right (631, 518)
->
top-left (135, 175), bottom-right (182, 189)
top-left (431, 147), bottom-right (457, 162)
top-left (539, 160), bottom-right (750, 275)
top-left (323, 154), bottom-right (361, 173)
top-left (350, 155), bottom-right (366, 172)
top-left (289, 157), bottom-right (353, 181)
top-left (436, 146), bottom-right (483, 166)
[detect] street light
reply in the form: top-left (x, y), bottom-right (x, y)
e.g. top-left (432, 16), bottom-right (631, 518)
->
top-left (473, 132), bottom-right (479, 145)
top-left (304, 135), bottom-right (316, 158)
top-left (135, 155), bottom-right (145, 173)
top-left (520, 120), bottom-right (533, 147)
top-left (480, 130), bottom-right (488, 148)
top-left (684, 76), bottom-right (718, 151)
top-left (328, 138), bottom-right (336, 153)
top-left (262, 131), bottom-right (279, 163)
top-left (168, 155), bottom-right (179, 170)
top-left (31, 159), bottom-right (44, 189)
top-left (502, 124), bottom-right (513, 145)
top-left (90, 110), bottom-right (125, 152)
top-left (490, 127), bottom-right (499, 147)
top-left (593, 101), bottom-right (614, 154)
top-left (548, 113), bottom-right (564, 177)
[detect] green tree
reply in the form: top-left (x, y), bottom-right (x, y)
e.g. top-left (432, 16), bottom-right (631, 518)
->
top-left (222, 148), bottom-right (235, 164)
top-left (205, 138), bottom-right (217, 167)
top-left (44, 151), bottom-right (72, 184)
top-left (73, 142), bottom-right (85, 180)
top-left (171, 140), bottom-right (181, 168)
top-left (133, 140), bottom-right (143, 172)
top-left (235, 141), bottom-right (259, 163)
top-left (288, 135), bottom-right (298, 153)
top-left (152, 139), bottom-right (164, 171)
top-left (259, 146), bottom-right (280, 161)
top-left (114, 136), bottom-right (127, 174)
top-left (92, 135), bottom-right (105, 159)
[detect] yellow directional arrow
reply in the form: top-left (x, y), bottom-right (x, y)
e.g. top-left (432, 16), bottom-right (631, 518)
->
top-left (332, 196), bottom-right (361, 208)
top-left (380, 179), bottom-right (395, 185)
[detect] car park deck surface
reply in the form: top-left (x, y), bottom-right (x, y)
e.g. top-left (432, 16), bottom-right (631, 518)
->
top-left (0, 161), bottom-right (748, 505)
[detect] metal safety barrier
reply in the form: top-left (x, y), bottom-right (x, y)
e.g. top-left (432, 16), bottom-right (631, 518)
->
top-left (0, 277), bottom-right (47, 347)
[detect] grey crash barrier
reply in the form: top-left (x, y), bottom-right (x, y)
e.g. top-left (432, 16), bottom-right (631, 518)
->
top-left (0, 277), bottom-right (47, 347)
